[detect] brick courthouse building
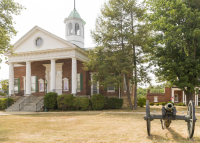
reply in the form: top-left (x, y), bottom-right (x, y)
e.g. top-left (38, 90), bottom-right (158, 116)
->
top-left (146, 87), bottom-right (200, 106)
top-left (5, 9), bottom-right (133, 100)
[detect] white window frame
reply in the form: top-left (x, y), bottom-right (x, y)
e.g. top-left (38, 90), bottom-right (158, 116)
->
top-left (63, 77), bottom-right (69, 91)
top-left (77, 73), bottom-right (81, 92)
top-left (31, 76), bottom-right (36, 93)
top-left (154, 96), bottom-right (158, 102)
top-left (175, 94), bottom-right (178, 102)
top-left (38, 79), bottom-right (44, 92)
top-left (14, 78), bottom-right (18, 93)
top-left (107, 84), bottom-right (115, 92)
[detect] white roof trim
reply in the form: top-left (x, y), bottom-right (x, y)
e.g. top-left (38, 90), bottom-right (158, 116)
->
top-left (13, 25), bottom-right (77, 50)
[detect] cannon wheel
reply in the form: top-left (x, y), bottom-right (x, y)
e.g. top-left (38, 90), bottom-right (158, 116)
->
top-left (187, 100), bottom-right (195, 139)
top-left (146, 100), bottom-right (151, 136)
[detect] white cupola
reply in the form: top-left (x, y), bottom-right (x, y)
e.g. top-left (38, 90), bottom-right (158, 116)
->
top-left (64, 7), bottom-right (86, 48)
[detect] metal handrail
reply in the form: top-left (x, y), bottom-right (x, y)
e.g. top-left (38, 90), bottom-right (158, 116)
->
top-left (19, 96), bottom-right (35, 111)
top-left (36, 98), bottom-right (44, 112)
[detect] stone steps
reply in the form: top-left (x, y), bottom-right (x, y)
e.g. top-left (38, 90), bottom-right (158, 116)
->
top-left (6, 96), bottom-right (44, 112)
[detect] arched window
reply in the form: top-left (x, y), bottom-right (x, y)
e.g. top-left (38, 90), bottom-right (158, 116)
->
top-left (68, 23), bottom-right (73, 35)
top-left (82, 25), bottom-right (84, 38)
top-left (75, 23), bottom-right (80, 35)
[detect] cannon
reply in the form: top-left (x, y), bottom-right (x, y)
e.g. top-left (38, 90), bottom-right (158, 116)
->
top-left (143, 100), bottom-right (197, 139)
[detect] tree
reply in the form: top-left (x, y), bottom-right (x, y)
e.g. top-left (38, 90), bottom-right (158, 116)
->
top-left (84, 0), bottom-right (151, 109)
top-left (0, 79), bottom-right (9, 92)
top-left (0, 0), bottom-right (24, 56)
top-left (146, 0), bottom-right (200, 105)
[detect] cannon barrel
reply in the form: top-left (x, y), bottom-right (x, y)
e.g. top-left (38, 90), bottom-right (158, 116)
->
top-left (165, 103), bottom-right (173, 111)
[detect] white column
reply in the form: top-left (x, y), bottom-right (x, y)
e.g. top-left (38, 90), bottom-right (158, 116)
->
top-left (185, 94), bottom-right (187, 104)
top-left (172, 88), bottom-right (174, 103)
top-left (183, 91), bottom-right (185, 104)
top-left (72, 57), bottom-right (77, 95)
top-left (197, 94), bottom-right (199, 106)
top-left (50, 59), bottom-right (56, 91)
top-left (26, 61), bottom-right (31, 95)
top-left (9, 62), bottom-right (14, 95)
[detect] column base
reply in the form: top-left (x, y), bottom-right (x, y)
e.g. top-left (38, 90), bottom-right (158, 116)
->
top-left (24, 94), bottom-right (32, 96)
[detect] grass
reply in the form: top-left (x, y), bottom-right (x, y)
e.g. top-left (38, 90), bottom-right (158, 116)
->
top-left (0, 112), bottom-right (200, 143)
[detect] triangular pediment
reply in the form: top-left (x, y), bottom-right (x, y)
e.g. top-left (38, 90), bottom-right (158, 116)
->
top-left (13, 26), bottom-right (77, 54)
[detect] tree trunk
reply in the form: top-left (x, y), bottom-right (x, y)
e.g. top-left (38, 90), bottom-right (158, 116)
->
top-left (134, 69), bottom-right (137, 110)
top-left (186, 92), bottom-right (194, 105)
top-left (125, 73), bottom-right (133, 110)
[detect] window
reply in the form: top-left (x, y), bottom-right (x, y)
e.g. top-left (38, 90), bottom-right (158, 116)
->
top-left (154, 96), bottom-right (158, 102)
top-left (75, 23), bottom-right (80, 35)
top-left (38, 79), bottom-right (44, 92)
top-left (14, 78), bottom-right (18, 93)
top-left (175, 94), bottom-right (178, 102)
top-left (35, 37), bottom-right (43, 47)
top-left (123, 75), bottom-right (127, 91)
top-left (63, 78), bottom-right (69, 91)
top-left (107, 83), bottom-right (115, 92)
top-left (82, 25), bottom-right (84, 37)
top-left (77, 73), bottom-right (80, 91)
top-left (68, 23), bottom-right (73, 35)
top-left (31, 76), bottom-right (36, 92)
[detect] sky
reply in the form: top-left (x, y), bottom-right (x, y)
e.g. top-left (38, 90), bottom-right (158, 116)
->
top-left (0, 0), bottom-right (160, 87)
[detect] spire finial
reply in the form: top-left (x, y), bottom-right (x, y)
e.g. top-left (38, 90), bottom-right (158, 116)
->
top-left (74, 0), bottom-right (76, 10)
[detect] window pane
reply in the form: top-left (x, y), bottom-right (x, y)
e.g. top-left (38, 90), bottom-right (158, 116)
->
top-left (14, 79), bottom-right (18, 92)
top-left (64, 81), bottom-right (68, 90)
top-left (77, 74), bottom-right (80, 90)
top-left (31, 84), bottom-right (35, 91)
top-left (32, 76), bottom-right (36, 84)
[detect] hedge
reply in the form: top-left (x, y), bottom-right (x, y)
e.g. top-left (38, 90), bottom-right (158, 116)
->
top-left (1, 98), bottom-right (15, 110)
top-left (73, 97), bottom-right (89, 111)
top-left (57, 94), bottom-right (74, 110)
top-left (0, 92), bottom-right (6, 96)
top-left (104, 98), bottom-right (123, 109)
top-left (149, 102), bottom-right (154, 106)
top-left (44, 92), bottom-right (58, 110)
top-left (91, 94), bottom-right (105, 110)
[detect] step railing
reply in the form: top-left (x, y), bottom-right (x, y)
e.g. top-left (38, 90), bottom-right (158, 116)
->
top-left (19, 96), bottom-right (35, 111)
top-left (36, 98), bottom-right (44, 112)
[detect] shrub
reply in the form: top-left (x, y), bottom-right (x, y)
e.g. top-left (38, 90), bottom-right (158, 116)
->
top-left (149, 102), bottom-right (154, 106)
top-left (0, 92), bottom-right (6, 96)
top-left (91, 94), bottom-right (105, 110)
top-left (156, 103), bottom-right (159, 106)
top-left (183, 103), bottom-right (186, 106)
top-left (73, 97), bottom-right (89, 111)
top-left (44, 92), bottom-right (58, 110)
top-left (167, 101), bottom-right (174, 106)
top-left (1, 98), bottom-right (14, 110)
top-left (104, 98), bottom-right (123, 109)
top-left (176, 103), bottom-right (183, 106)
top-left (159, 102), bottom-right (162, 105)
top-left (162, 102), bottom-right (166, 106)
top-left (138, 98), bottom-right (146, 107)
top-left (57, 94), bottom-right (74, 110)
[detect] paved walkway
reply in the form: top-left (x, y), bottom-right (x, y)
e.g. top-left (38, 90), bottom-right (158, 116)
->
top-left (1, 111), bottom-right (200, 116)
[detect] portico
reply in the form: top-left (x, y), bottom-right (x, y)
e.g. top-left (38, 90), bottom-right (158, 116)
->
top-left (6, 26), bottom-right (88, 96)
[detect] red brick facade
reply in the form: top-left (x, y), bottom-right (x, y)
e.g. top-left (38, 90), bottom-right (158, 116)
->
top-left (14, 59), bottom-right (134, 97)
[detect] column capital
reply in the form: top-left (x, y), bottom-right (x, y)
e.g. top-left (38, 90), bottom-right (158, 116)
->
top-left (71, 57), bottom-right (77, 60)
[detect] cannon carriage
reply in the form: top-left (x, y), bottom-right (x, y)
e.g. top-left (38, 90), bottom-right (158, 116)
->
top-left (143, 100), bottom-right (197, 139)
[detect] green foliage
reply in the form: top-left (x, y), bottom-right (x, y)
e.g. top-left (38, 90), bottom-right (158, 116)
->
top-left (162, 102), bottom-right (166, 106)
top-left (159, 102), bottom-right (162, 105)
top-left (44, 92), bottom-right (58, 110)
top-left (138, 98), bottom-right (146, 107)
top-left (137, 88), bottom-right (147, 98)
top-left (176, 102), bottom-right (186, 106)
top-left (167, 101), bottom-right (174, 106)
top-left (149, 102), bottom-right (154, 106)
top-left (91, 94), bottom-right (105, 110)
top-left (104, 98), bottom-right (123, 109)
top-left (0, 0), bottom-right (25, 58)
top-left (183, 103), bottom-right (186, 106)
top-left (0, 92), bottom-right (6, 96)
top-left (156, 103), bottom-right (159, 106)
top-left (84, 0), bottom-right (151, 109)
top-left (1, 98), bottom-right (14, 110)
top-left (147, 0), bottom-right (200, 102)
top-left (0, 79), bottom-right (8, 92)
top-left (73, 97), bottom-right (89, 111)
top-left (57, 94), bottom-right (74, 110)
